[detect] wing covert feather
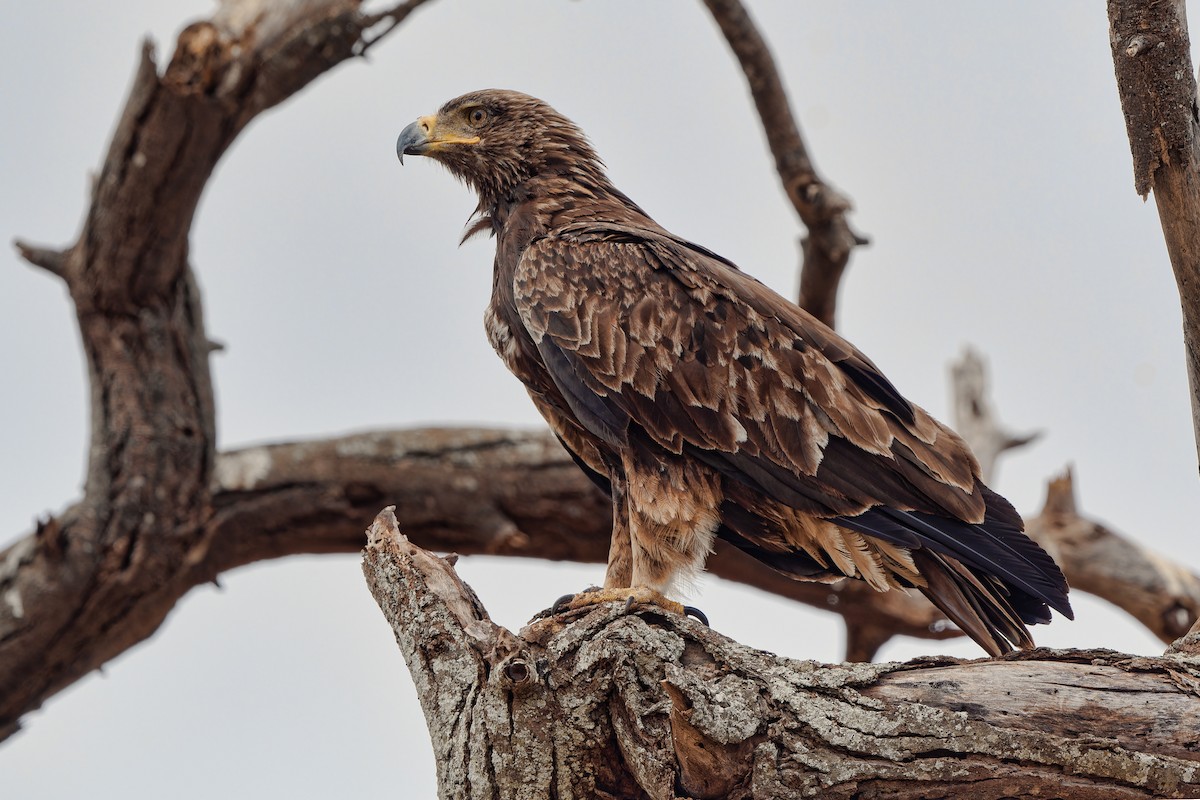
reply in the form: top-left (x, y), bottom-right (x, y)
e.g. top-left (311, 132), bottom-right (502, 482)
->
top-left (513, 232), bottom-right (984, 523)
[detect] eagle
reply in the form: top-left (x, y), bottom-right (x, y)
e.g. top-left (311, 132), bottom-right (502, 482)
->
top-left (396, 89), bottom-right (1072, 656)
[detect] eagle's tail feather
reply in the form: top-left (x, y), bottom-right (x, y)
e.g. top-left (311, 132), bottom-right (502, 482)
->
top-left (835, 487), bottom-right (1072, 627)
top-left (910, 549), bottom-right (1033, 656)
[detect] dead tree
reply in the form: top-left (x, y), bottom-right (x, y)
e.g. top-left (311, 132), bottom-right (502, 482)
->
top-left (2, 0), bottom-right (1199, 796)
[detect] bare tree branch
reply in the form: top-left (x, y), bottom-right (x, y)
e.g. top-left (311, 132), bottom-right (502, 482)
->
top-left (949, 349), bottom-right (1200, 642)
top-left (0, 0), bottom-right (431, 741)
top-left (365, 508), bottom-right (1200, 799)
top-left (198, 428), bottom-right (959, 650)
top-left (1027, 468), bottom-right (1200, 643)
top-left (700, 0), bottom-right (867, 328)
top-left (12, 240), bottom-right (67, 278)
top-left (1108, 0), bottom-right (1200, 466)
top-left (949, 347), bottom-right (1041, 483)
top-left (207, 425), bottom-right (1196, 652)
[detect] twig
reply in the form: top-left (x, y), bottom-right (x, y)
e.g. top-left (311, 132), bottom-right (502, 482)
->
top-left (12, 240), bottom-right (67, 278)
top-left (356, 0), bottom-right (436, 56)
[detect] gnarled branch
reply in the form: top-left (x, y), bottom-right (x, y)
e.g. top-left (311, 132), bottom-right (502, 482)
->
top-left (948, 349), bottom-right (1200, 644)
top-left (0, 0), bottom-right (432, 740)
top-left (1028, 468), bottom-right (1200, 643)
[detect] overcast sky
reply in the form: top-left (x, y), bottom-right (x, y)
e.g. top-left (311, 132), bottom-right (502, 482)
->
top-left (3, 2), bottom-right (1198, 797)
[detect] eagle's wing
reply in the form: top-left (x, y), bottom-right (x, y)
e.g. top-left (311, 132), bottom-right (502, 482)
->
top-left (513, 225), bottom-right (1071, 625)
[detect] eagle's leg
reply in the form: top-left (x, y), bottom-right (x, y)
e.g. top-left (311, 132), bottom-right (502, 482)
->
top-left (602, 471), bottom-right (632, 589)
top-left (624, 458), bottom-right (720, 597)
top-left (553, 470), bottom-right (688, 617)
top-left (554, 458), bottom-right (719, 623)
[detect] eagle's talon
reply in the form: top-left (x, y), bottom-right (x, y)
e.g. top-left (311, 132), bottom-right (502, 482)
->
top-left (682, 605), bottom-right (710, 626)
top-left (551, 593), bottom-right (576, 615)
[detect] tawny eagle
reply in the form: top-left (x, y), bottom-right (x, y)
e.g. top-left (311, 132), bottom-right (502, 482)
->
top-left (396, 89), bottom-right (1071, 656)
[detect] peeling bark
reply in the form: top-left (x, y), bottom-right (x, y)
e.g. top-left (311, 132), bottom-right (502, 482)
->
top-left (365, 509), bottom-right (1200, 800)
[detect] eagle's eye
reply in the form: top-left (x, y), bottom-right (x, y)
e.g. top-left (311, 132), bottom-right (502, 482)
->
top-left (467, 107), bottom-right (489, 127)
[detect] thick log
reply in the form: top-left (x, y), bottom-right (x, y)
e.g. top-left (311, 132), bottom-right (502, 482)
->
top-left (364, 508), bottom-right (1200, 799)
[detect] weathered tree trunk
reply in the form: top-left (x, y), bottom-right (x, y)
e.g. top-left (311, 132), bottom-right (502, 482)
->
top-left (364, 508), bottom-right (1200, 800)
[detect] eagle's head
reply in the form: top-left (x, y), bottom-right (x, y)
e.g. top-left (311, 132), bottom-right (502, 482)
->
top-left (396, 89), bottom-right (605, 205)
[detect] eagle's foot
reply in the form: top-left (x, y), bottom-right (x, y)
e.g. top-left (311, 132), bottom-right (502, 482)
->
top-left (680, 605), bottom-right (709, 626)
top-left (551, 586), bottom-right (708, 625)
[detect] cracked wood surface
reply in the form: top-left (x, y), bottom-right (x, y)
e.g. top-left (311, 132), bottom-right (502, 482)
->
top-left (364, 508), bottom-right (1200, 800)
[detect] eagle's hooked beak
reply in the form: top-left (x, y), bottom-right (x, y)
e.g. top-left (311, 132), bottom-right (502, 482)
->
top-left (396, 117), bottom-right (432, 165)
top-left (397, 114), bottom-right (481, 165)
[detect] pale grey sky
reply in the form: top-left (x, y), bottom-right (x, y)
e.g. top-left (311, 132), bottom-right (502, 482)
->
top-left (2, 2), bottom-right (1196, 797)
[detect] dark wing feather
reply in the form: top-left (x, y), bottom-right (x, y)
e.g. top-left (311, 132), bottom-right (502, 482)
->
top-left (835, 486), bottom-right (1072, 622)
top-left (513, 228), bottom-right (1071, 628)
top-left (910, 549), bottom-right (1034, 656)
top-left (514, 231), bottom-right (971, 515)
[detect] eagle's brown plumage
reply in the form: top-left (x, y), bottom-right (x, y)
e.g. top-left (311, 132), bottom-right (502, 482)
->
top-left (397, 89), bottom-right (1072, 656)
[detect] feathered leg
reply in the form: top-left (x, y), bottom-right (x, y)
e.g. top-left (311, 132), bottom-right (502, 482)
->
top-left (555, 457), bottom-right (718, 623)
top-left (603, 472), bottom-right (632, 589)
